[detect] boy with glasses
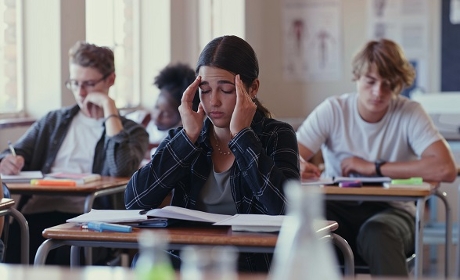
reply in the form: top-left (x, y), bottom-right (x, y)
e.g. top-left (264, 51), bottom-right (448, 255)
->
top-left (0, 41), bottom-right (148, 264)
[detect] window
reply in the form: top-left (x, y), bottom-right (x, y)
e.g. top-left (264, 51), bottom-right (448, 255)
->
top-left (0, 0), bottom-right (24, 116)
top-left (198, 0), bottom-right (245, 51)
top-left (86, 0), bottom-right (140, 109)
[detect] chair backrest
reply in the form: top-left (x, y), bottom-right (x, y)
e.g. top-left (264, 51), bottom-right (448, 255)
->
top-left (1, 182), bottom-right (11, 262)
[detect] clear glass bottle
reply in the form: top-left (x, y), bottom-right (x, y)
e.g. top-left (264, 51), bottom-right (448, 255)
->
top-left (135, 230), bottom-right (175, 280)
top-left (268, 180), bottom-right (341, 280)
top-left (180, 245), bottom-right (238, 280)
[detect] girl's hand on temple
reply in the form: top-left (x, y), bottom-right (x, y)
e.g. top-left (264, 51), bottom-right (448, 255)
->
top-left (230, 75), bottom-right (257, 137)
top-left (178, 76), bottom-right (205, 143)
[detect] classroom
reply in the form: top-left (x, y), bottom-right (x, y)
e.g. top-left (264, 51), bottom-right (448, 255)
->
top-left (1, 0), bottom-right (460, 279)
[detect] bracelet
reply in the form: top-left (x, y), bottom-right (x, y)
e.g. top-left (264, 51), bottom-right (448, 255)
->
top-left (104, 114), bottom-right (120, 123)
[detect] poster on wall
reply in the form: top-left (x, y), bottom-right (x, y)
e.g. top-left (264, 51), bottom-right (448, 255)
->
top-left (367, 0), bottom-right (430, 96)
top-left (282, 0), bottom-right (342, 82)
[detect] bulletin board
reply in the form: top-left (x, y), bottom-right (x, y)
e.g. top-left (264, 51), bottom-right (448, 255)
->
top-left (441, 0), bottom-right (460, 91)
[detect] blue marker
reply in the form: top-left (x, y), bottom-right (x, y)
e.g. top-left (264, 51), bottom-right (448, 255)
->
top-left (86, 222), bottom-right (132, 233)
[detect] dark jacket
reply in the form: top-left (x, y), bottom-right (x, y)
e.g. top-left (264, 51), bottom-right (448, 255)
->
top-left (0, 105), bottom-right (149, 177)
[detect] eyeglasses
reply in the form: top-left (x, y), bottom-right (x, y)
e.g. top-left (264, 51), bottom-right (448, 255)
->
top-left (65, 72), bottom-right (111, 91)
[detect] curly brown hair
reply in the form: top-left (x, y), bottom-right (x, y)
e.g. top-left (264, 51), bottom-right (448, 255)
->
top-left (68, 41), bottom-right (115, 76)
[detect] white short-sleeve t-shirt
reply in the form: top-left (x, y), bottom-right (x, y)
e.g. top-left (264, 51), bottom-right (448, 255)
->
top-left (296, 93), bottom-right (442, 216)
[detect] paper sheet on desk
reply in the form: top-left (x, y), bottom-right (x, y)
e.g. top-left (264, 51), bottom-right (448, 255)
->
top-left (66, 209), bottom-right (148, 223)
top-left (1, 171), bottom-right (43, 183)
top-left (301, 176), bottom-right (391, 186)
top-left (214, 214), bottom-right (286, 232)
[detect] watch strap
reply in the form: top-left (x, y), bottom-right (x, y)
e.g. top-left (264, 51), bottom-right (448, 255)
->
top-left (375, 161), bottom-right (386, 177)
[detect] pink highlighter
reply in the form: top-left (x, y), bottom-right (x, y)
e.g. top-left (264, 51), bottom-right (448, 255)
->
top-left (339, 181), bottom-right (362, 188)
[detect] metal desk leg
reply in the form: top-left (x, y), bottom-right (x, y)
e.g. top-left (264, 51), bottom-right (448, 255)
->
top-left (83, 194), bottom-right (96, 265)
top-left (434, 190), bottom-right (452, 278)
top-left (70, 246), bottom-right (81, 267)
top-left (84, 194), bottom-right (96, 213)
top-left (34, 239), bottom-right (64, 265)
top-left (330, 233), bottom-right (354, 276)
top-left (8, 207), bottom-right (29, 265)
top-left (414, 197), bottom-right (426, 278)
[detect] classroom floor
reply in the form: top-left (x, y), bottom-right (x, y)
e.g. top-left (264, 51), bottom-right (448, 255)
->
top-left (354, 244), bottom-right (453, 279)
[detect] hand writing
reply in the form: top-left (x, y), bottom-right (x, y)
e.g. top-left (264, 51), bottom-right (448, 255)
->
top-left (300, 158), bottom-right (321, 180)
top-left (0, 154), bottom-right (25, 175)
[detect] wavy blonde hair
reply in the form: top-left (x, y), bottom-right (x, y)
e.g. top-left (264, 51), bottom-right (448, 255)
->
top-left (352, 39), bottom-right (415, 95)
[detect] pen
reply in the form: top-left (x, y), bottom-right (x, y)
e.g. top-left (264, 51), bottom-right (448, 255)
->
top-left (339, 181), bottom-right (362, 188)
top-left (86, 222), bottom-right (132, 233)
top-left (390, 177), bottom-right (423, 185)
top-left (8, 141), bottom-right (16, 156)
top-left (30, 179), bottom-right (77, 186)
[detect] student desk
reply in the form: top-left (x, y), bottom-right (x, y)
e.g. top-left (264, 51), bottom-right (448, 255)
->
top-left (321, 183), bottom-right (449, 278)
top-left (0, 198), bottom-right (29, 264)
top-left (33, 221), bottom-right (355, 275)
top-left (7, 176), bottom-right (130, 213)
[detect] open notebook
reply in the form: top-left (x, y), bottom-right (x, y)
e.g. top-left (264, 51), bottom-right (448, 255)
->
top-left (67, 206), bottom-right (285, 232)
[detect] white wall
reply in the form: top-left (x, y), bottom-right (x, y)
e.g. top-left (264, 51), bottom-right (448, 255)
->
top-left (245, 0), bottom-right (442, 119)
top-left (11, 0), bottom-right (444, 121)
top-left (1, 0), bottom-right (443, 148)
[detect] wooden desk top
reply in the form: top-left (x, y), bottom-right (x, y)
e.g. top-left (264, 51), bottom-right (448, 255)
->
top-left (42, 221), bottom-right (338, 248)
top-left (0, 198), bottom-right (14, 211)
top-left (321, 182), bottom-right (438, 197)
top-left (6, 176), bottom-right (130, 194)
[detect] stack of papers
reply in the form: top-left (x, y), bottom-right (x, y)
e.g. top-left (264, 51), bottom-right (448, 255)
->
top-left (67, 206), bottom-right (285, 232)
top-left (45, 172), bottom-right (101, 185)
top-left (301, 176), bottom-right (391, 186)
top-left (1, 171), bottom-right (43, 183)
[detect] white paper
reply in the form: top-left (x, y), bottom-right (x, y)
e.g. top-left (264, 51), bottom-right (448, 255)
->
top-left (367, 0), bottom-right (430, 95)
top-left (67, 209), bottom-right (148, 223)
top-left (283, 0), bottom-right (342, 82)
top-left (1, 171), bottom-right (44, 183)
top-left (146, 206), bottom-right (231, 223)
top-left (451, 0), bottom-right (460, 24)
top-left (301, 176), bottom-right (391, 186)
top-left (214, 214), bottom-right (285, 232)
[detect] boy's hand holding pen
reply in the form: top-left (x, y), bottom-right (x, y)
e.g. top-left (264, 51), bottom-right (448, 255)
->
top-left (0, 141), bottom-right (24, 175)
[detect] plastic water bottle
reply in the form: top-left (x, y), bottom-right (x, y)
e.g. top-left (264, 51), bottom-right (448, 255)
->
top-left (135, 230), bottom-right (175, 280)
top-left (268, 180), bottom-right (341, 280)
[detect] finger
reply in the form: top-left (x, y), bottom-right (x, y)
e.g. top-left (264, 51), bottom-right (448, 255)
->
top-left (235, 75), bottom-right (252, 102)
top-left (3, 157), bottom-right (20, 174)
top-left (182, 76), bottom-right (201, 103)
top-left (197, 104), bottom-right (206, 122)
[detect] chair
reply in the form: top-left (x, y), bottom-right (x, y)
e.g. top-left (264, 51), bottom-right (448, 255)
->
top-left (351, 253), bottom-right (416, 276)
top-left (1, 182), bottom-right (11, 262)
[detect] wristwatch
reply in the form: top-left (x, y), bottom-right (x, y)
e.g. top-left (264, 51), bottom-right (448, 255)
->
top-left (375, 161), bottom-right (386, 177)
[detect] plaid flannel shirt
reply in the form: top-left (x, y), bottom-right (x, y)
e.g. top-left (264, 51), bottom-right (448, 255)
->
top-left (125, 111), bottom-right (300, 215)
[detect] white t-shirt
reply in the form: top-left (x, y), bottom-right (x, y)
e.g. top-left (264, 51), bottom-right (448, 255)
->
top-left (22, 111), bottom-right (104, 214)
top-left (296, 93), bottom-right (442, 216)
